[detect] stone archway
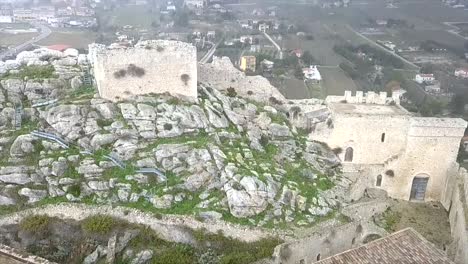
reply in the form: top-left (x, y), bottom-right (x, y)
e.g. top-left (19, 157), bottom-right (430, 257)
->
top-left (410, 174), bottom-right (430, 201)
top-left (344, 147), bottom-right (354, 162)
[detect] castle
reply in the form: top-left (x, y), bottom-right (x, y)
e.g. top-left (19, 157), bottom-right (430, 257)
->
top-left (310, 91), bottom-right (467, 202)
top-left (88, 40), bottom-right (198, 102)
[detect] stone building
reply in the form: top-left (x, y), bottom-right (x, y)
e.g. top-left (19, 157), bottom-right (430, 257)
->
top-left (88, 40), bottom-right (197, 102)
top-left (309, 91), bottom-right (467, 202)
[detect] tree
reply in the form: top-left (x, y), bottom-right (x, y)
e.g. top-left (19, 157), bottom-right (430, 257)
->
top-left (451, 93), bottom-right (467, 115)
top-left (294, 65), bottom-right (303, 79)
top-left (420, 64), bottom-right (434, 74)
top-left (301, 51), bottom-right (315, 65)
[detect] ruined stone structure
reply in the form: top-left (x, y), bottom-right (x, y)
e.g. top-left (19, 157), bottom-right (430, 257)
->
top-left (305, 91), bottom-right (468, 202)
top-left (442, 166), bottom-right (468, 264)
top-left (199, 56), bottom-right (285, 103)
top-left (88, 40), bottom-right (197, 102)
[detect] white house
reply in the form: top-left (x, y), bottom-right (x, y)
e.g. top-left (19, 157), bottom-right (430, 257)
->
top-left (0, 15), bottom-right (12, 23)
top-left (184, 0), bottom-right (204, 9)
top-left (303, 65), bottom-right (322, 82)
top-left (455, 68), bottom-right (468, 79)
top-left (259, 23), bottom-right (270, 32)
top-left (415, 74), bottom-right (435, 84)
top-left (207, 31), bottom-right (215, 39)
top-left (425, 83), bottom-right (441, 94)
top-left (261, 59), bottom-right (274, 70)
top-left (239, 35), bottom-right (253, 44)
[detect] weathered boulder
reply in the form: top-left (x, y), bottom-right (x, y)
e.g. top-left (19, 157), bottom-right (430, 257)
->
top-left (9, 135), bottom-right (36, 157)
top-left (18, 188), bottom-right (47, 203)
top-left (46, 105), bottom-right (84, 140)
top-left (150, 194), bottom-right (173, 209)
top-left (130, 250), bottom-right (153, 264)
top-left (225, 177), bottom-right (269, 218)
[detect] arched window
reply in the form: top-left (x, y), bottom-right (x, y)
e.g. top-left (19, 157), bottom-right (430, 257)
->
top-left (344, 147), bottom-right (354, 162)
top-left (381, 133), bottom-right (386, 142)
top-left (316, 254), bottom-right (321, 261)
top-left (376, 175), bottom-right (382, 187)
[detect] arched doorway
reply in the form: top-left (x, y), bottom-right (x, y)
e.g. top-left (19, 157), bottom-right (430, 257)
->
top-left (344, 147), bottom-right (354, 162)
top-left (410, 175), bottom-right (429, 201)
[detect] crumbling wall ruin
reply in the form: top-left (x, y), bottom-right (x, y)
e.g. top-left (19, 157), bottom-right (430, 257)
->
top-left (199, 56), bottom-right (285, 103)
top-left (89, 40), bottom-right (197, 102)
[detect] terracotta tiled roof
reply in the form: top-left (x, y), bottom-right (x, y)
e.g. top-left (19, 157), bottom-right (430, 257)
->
top-left (316, 228), bottom-right (454, 264)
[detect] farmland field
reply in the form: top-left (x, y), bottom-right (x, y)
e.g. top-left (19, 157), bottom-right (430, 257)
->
top-left (0, 33), bottom-right (38, 47)
top-left (97, 5), bottom-right (157, 29)
top-left (37, 30), bottom-right (98, 49)
top-left (274, 78), bottom-right (311, 99)
top-left (319, 66), bottom-right (358, 96)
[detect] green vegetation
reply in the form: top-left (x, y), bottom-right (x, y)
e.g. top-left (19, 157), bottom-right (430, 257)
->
top-left (193, 229), bottom-right (281, 264)
top-left (68, 184), bottom-right (81, 197)
top-left (71, 85), bottom-right (96, 98)
top-left (381, 208), bottom-right (401, 232)
top-left (81, 214), bottom-right (117, 235)
top-left (143, 130), bottom-right (211, 151)
top-left (2, 65), bottom-right (57, 80)
top-left (153, 245), bottom-right (195, 264)
top-left (19, 215), bottom-right (51, 234)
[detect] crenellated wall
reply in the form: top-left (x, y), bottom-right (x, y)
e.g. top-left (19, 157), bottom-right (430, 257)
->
top-left (89, 40), bottom-right (197, 102)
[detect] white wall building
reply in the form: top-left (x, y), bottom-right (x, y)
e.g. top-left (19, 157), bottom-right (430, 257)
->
top-left (303, 65), bottom-right (322, 82)
top-left (455, 68), bottom-right (468, 79)
top-left (415, 73), bottom-right (435, 84)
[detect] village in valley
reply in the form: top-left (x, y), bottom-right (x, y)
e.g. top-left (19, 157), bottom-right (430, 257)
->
top-left (0, 0), bottom-right (467, 264)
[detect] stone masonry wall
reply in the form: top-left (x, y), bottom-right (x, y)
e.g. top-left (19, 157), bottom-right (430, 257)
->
top-left (90, 40), bottom-right (197, 102)
top-left (443, 166), bottom-right (468, 264)
top-left (0, 203), bottom-right (279, 244)
top-left (312, 93), bottom-right (467, 202)
top-left (272, 201), bottom-right (389, 264)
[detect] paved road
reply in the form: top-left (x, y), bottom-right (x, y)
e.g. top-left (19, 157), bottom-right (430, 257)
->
top-left (0, 23), bottom-right (51, 61)
top-left (199, 40), bottom-right (221, 63)
top-left (262, 31), bottom-right (283, 59)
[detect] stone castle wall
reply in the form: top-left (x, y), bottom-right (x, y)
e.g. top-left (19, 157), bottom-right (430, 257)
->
top-left (90, 40), bottom-right (197, 102)
top-left (312, 91), bottom-right (467, 202)
top-left (443, 166), bottom-right (468, 264)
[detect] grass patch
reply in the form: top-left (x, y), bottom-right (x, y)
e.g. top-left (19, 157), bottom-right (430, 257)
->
top-left (71, 85), bottom-right (95, 98)
top-left (144, 130), bottom-right (211, 151)
top-left (381, 208), bottom-right (401, 232)
top-left (2, 65), bottom-right (56, 80)
top-left (81, 214), bottom-right (118, 235)
top-left (68, 184), bottom-right (81, 197)
top-left (268, 112), bottom-right (289, 125)
top-left (19, 215), bottom-right (51, 234)
top-left (193, 228), bottom-right (281, 264)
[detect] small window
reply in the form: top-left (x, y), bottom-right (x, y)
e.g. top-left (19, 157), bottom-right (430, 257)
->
top-left (381, 133), bottom-right (386, 142)
top-left (299, 260), bottom-right (305, 264)
top-left (317, 254), bottom-right (321, 261)
top-left (352, 237), bottom-right (356, 245)
top-left (344, 147), bottom-right (353, 162)
top-left (376, 175), bottom-right (382, 187)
